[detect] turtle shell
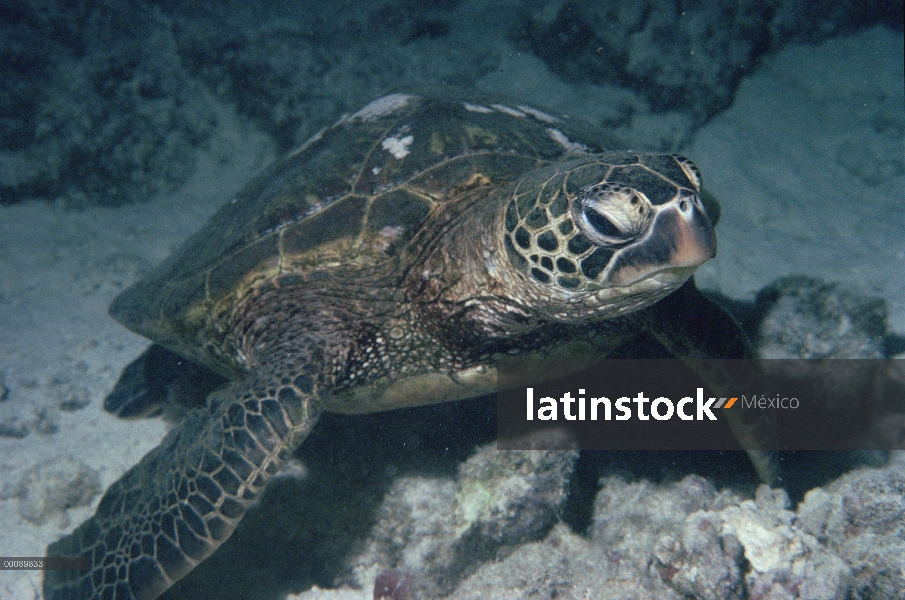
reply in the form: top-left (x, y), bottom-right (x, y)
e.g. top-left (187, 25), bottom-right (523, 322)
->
top-left (110, 94), bottom-right (621, 376)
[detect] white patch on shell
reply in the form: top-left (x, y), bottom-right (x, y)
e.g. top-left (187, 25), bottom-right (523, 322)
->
top-left (379, 225), bottom-right (403, 239)
top-left (381, 134), bottom-right (414, 159)
top-left (517, 105), bottom-right (561, 124)
top-left (372, 225), bottom-right (404, 252)
top-left (463, 102), bottom-right (493, 113)
top-left (371, 166), bottom-right (381, 175)
top-left (349, 93), bottom-right (417, 121)
top-left (491, 104), bottom-right (527, 118)
top-left (546, 128), bottom-right (590, 153)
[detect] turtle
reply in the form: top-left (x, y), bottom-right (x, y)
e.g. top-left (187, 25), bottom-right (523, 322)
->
top-left (44, 93), bottom-right (774, 600)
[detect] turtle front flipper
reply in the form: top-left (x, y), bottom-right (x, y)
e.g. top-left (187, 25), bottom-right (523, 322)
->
top-left (44, 373), bottom-right (320, 600)
top-left (103, 344), bottom-right (227, 419)
top-left (642, 280), bottom-right (781, 484)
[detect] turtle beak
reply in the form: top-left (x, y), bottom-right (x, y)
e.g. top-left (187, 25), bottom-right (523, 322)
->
top-left (604, 199), bottom-right (716, 287)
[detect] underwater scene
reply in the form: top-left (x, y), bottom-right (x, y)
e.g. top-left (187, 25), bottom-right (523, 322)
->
top-left (0, 1), bottom-right (903, 599)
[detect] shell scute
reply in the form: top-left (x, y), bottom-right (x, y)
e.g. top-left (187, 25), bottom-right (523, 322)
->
top-left (363, 189), bottom-right (433, 250)
top-left (209, 236), bottom-right (281, 301)
top-left (280, 195), bottom-right (368, 259)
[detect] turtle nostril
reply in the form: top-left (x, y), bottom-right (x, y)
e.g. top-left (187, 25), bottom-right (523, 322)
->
top-left (679, 200), bottom-right (688, 212)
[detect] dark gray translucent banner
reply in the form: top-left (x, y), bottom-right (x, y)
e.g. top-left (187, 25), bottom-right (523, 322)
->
top-left (496, 359), bottom-right (904, 451)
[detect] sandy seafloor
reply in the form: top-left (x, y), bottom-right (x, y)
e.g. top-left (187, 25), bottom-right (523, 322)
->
top-left (0, 24), bottom-right (902, 600)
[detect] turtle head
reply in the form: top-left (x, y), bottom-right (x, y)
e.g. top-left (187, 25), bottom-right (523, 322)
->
top-left (500, 152), bottom-right (717, 319)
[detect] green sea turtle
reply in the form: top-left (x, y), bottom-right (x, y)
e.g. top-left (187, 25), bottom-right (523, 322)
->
top-left (45, 93), bottom-right (770, 600)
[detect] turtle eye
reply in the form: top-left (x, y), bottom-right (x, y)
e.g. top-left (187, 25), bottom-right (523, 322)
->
top-left (582, 208), bottom-right (625, 242)
top-left (572, 183), bottom-right (652, 248)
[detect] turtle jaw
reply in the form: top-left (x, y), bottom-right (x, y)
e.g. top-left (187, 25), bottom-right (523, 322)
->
top-left (639, 265), bottom-right (700, 287)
